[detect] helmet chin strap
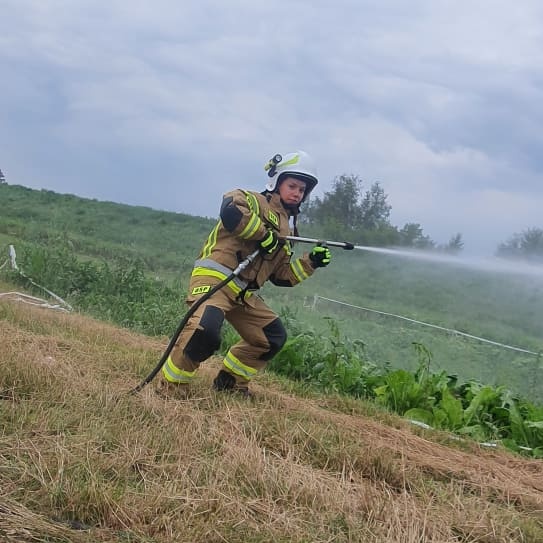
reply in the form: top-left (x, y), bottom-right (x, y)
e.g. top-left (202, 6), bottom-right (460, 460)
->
top-left (292, 214), bottom-right (300, 236)
top-left (280, 199), bottom-right (300, 236)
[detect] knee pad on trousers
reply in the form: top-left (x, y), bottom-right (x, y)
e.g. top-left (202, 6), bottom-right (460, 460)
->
top-left (260, 318), bottom-right (287, 361)
top-left (184, 306), bottom-right (224, 362)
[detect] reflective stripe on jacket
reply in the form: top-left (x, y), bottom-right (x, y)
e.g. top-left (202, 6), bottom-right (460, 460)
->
top-left (189, 190), bottom-right (314, 296)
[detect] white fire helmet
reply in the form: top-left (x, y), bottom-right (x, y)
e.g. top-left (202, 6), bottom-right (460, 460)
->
top-left (264, 150), bottom-right (318, 202)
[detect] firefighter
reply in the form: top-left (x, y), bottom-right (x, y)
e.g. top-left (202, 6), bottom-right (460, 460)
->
top-left (160, 150), bottom-right (332, 397)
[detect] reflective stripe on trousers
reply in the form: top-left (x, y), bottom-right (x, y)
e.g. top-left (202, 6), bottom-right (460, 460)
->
top-left (223, 349), bottom-right (259, 380)
top-left (162, 355), bottom-right (197, 383)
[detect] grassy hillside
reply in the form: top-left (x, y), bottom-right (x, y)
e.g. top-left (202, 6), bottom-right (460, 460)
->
top-left (1, 181), bottom-right (542, 401)
top-left (2, 298), bottom-right (543, 542)
top-left (0, 183), bottom-right (215, 277)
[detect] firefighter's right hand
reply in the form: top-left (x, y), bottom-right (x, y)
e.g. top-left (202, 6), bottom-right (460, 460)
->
top-left (309, 245), bottom-right (332, 268)
top-left (258, 229), bottom-right (280, 254)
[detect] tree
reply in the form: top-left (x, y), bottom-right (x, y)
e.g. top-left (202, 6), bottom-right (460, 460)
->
top-left (302, 173), bottom-right (440, 249)
top-left (304, 174), bottom-right (363, 230)
top-left (441, 233), bottom-right (464, 254)
top-left (304, 175), bottom-right (392, 234)
top-left (359, 182), bottom-right (391, 230)
top-left (397, 223), bottom-right (435, 249)
top-left (497, 228), bottom-right (543, 260)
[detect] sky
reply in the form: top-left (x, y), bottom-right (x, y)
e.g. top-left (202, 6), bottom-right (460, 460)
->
top-left (1, 1), bottom-right (542, 255)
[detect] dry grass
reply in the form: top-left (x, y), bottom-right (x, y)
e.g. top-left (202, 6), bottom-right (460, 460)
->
top-left (1, 299), bottom-right (542, 542)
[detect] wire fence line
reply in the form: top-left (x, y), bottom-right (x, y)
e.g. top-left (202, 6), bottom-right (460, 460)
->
top-left (310, 294), bottom-right (541, 357)
top-left (0, 245), bottom-right (73, 312)
top-left (0, 291), bottom-right (72, 312)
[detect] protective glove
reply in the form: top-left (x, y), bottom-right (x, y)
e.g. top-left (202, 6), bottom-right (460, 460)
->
top-left (258, 229), bottom-right (280, 254)
top-left (309, 245), bottom-right (332, 268)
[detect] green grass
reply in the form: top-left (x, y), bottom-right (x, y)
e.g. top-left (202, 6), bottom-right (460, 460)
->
top-left (2, 181), bottom-right (543, 400)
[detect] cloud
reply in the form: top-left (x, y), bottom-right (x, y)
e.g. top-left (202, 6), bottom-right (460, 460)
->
top-left (1, 0), bottom-right (542, 254)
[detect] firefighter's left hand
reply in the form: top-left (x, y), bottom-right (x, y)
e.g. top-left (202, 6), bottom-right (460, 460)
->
top-left (309, 245), bottom-right (331, 268)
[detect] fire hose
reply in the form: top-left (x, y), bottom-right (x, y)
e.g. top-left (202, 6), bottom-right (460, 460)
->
top-left (129, 236), bottom-right (354, 394)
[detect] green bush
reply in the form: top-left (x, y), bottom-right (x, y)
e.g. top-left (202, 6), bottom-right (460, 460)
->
top-left (5, 242), bottom-right (185, 336)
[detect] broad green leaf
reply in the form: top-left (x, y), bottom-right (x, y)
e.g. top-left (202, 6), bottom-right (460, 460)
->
top-left (432, 407), bottom-right (449, 428)
top-left (439, 387), bottom-right (464, 429)
top-left (464, 386), bottom-right (500, 425)
top-left (404, 408), bottom-right (434, 427)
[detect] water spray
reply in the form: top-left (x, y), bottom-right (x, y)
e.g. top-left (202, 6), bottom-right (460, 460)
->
top-left (287, 236), bottom-right (543, 279)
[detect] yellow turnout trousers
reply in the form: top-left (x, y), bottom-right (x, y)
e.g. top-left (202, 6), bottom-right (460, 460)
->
top-left (163, 280), bottom-right (286, 388)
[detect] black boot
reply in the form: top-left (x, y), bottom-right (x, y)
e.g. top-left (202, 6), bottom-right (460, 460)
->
top-left (213, 370), bottom-right (252, 398)
top-left (213, 369), bottom-right (236, 391)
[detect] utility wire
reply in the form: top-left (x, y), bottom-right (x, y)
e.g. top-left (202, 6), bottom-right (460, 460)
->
top-left (314, 295), bottom-right (541, 357)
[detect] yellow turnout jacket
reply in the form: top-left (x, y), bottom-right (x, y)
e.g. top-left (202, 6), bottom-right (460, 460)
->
top-left (189, 189), bottom-right (315, 301)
